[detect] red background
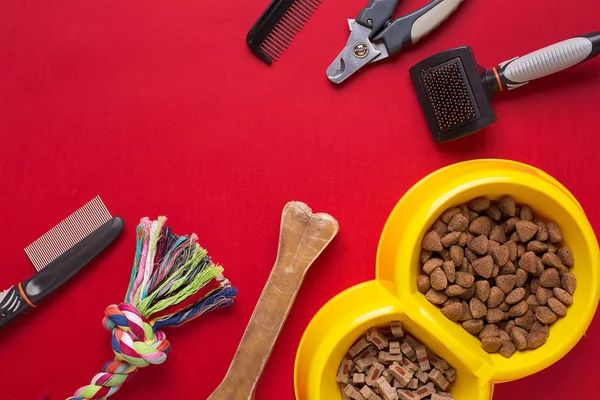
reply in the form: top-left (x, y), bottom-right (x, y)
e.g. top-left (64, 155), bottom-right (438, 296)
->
top-left (1, 1), bottom-right (599, 399)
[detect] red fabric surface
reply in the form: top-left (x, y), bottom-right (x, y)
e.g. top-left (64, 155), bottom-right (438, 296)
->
top-left (1, 1), bottom-right (599, 399)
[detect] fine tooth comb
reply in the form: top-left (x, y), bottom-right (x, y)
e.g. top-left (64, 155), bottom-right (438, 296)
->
top-left (0, 196), bottom-right (124, 328)
top-left (246, 0), bottom-right (323, 64)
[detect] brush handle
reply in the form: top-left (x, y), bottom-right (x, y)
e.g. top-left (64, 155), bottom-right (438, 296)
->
top-left (486, 32), bottom-right (600, 92)
top-left (0, 217), bottom-right (124, 329)
top-left (207, 202), bottom-right (339, 400)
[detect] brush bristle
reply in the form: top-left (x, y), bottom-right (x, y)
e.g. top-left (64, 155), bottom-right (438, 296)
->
top-left (24, 196), bottom-right (112, 271)
top-left (420, 58), bottom-right (479, 132)
top-left (259, 0), bottom-right (323, 62)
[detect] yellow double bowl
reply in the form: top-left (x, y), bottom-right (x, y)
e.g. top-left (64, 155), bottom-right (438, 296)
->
top-left (295, 159), bottom-right (600, 400)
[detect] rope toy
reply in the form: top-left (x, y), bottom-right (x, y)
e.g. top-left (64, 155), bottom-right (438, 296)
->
top-left (70, 217), bottom-right (237, 399)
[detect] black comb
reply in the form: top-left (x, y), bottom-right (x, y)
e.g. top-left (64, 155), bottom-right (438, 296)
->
top-left (246, 0), bottom-right (323, 65)
top-left (410, 32), bottom-right (600, 142)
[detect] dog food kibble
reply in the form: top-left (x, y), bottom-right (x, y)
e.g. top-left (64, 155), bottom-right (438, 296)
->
top-left (419, 196), bottom-right (576, 357)
top-left (338, 321), bottom-right (456, 400)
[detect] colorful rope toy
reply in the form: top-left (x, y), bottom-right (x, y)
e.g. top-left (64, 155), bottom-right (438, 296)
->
top-left (70, 217), bottom-right (237, 399)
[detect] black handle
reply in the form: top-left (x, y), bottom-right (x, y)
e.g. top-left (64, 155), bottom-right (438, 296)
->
top-left (356, 0), bottom-right (398, 37)
top-left (485, 31), bottom-right (600, 93)
top-left (0, 285), bottom-right (35, 328)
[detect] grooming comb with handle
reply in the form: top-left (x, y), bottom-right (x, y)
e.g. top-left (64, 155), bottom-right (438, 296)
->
top-left (410, 31), bottom-right (600, 142)
top-left (208, 201), bottom-right (339, 400)
top-left (0, 196), bottom-right (123, 328)
top-left (247, 0), bottom-right (323, 64)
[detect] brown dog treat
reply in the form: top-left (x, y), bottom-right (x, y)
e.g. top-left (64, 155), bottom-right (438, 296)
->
top-left (365, 362), bottom-right (386, 386)
top-left (506, 287), bottom-right (526, 304)
top-left (349, 338), bottom-right (372, 357)
top-left (457, 232), bottom-right (468, 247)
top-left (464, 248), bottom-right (478, 263)
top-left (475, 280), bottom-right (491, 302)
top-left (527, 332), bottom-right (548, 349)
top-left (403, 336), bottom-right (421, 352)
top-left (459, 284), bottom-right (476, 301)
top-left (519, 251), bottom-right (539, 274)
top-left (441, 303), bottom-right (463, 322)
top-left (443, 297), bottom-right (460, 308)
top-left (460, 258), bottom-right (473, 274)
top-left (499, 261), bottom-right (517, 276)
top-left (445, 284), bottom-right (466, 297)
top-left (429, 356), bottom-right (449, 372)
top-left (504, 217), bottom-right (519, 234)
top-left (527, 241), bottom-right (549, 254)
top-left (498, 196), bottom-right (516, 217)
top-left (440, 249), bottom-right (452, 262)
top-left (367, 328), bottom-right (390, 351)
top-left (415, 382), bottom-right (437, 398)
top-left (498, 301), bottom-right (510, 312)
top-left (431, 219), bottom-right (449, 239)
top-left (482, 336), bottom-right (503, 353)
top-left (510, 327), bottom-right (529, 350)
top-left (469, 216), bottom-right (493, 236)
top-left (547, 222), bottom-right (562, 243)
top-left (508, 300), bottom-right (528, 317)
top-left (390, 321), bottom-right (404, 338)
top-left (531, 321), bottom-right (549, 335)
top-left (547, 297), bottom-right (567, 317)
top-left (540, 268), bottom-right (560, 288)
top-left (496, 274), bottom-right (517, 294)
top-left (547, 243), bottom-right (558, 253)
top-left (499, 341), bottom-right (517, 358)
top-left (505, 320), bottom-right (516, 334)
top-left (376, 377), bottom-right (398, 400)
top-left (431, 394), bottom-right (454, 400)
top-left (515, 220), bottom-right (538, 242)
top-left (469, 197), bottom-right (490, 213)
top-left (462, 319), bottom-right (484, 335)
top-left (426, 289), bottom-right (448, 305)
top-left (557, 246), bottom-right (574, 267)
top-left (400, 356), bottom-right (419, 372)
top-left (356, 357), bottom-right (377, 371)
top-left (486, 308), bottom-right (506, 324)
top-left (414, 346), bottom-right (430, 373)
top-left (353, 373), bottom-right (366, 385)
top-left (491, 243), bottom-right (510, 267)
top-left (530, 278), bottom-right (540, 294)
top-left (510, 231), bottom-right (521, 244)
top-left (345, 384), bottom-right (368, 400)
top-left (337, 358), bottom-right (355, 383)
top-left (486, 203), bottom-right (502, 221)
top-left (388, 362), bottom-right (413, 386)
top-left (519, 205), bottom-right (534, 221)
top-left (442, 261), bottom-right (456, 284)
top-left (431, 268), bottom-right (449, 291)
top-left (526, 295), bottom-right (539, 312)
top-left (534, 257), bottom-right (546, 277)
top-left (460, 301), bottom-right (473, 321)
top-left (448, 213), bottom-right (469, 232)
top-left (553, 287), bottom-right (573, 306)
top-left (469, 210), bottom-right (479, 222)
top-left (488, 239), bottom-right (500, 255)
top-left (400, 343), bottom-right (417, 363)
top-left (389, 341), bottom-right (401, 355)
top-left (355, 344), bottom-right (378, 361)
top-left (417, 275), bottom-right (431, 294)
top-left (541, 252), bottom-right (563, 269)
top-left (479, 323), bottom-right (500, 339)
top-left (423, 258), bottom-right (444, 275)
top-left (534, 220), bottom-right (548, 241)
top-left (492, 264), bottom-right (500, 278)
top-left (449, 246), bottom-right (464, 267)
top-left (379, 352), bottom-right (403, 365)
top-left (487, 286), bottom-right (505, 308)
top-left (428, 369), bottom-right (450, 391)
top-left (468, 235), bottom-right (489, 255)
top-left (505, 240), bottom-right (518, 262)
top-left (420, 250), bottom-right (433, 264)
top-left (536, 287), bottom-right (553, 306)
top-left (455, 271), bottom-right (475, 288)
top-left (360, 385), bottom-right (382, 400)
top-left (472, 255), bottom-right (494, 279)
top-left (535, 306), bottom-right (558, 324)
top-left (561, 273), bottom-right (577, 295)
top-left (469, 297), bottom-right (487, 319)
top-left (441, 207), bottom-right (461, 224)
top-left (489, 225), bottom-right (507, 244)
top-left (422, 231), bottom-right (444, 252)
top-left (414, 370), bottom-right (430, 384)
top-left (441, 232), bottom-right (462, 248)
top-left (515, 268), bottom-right (528, 287)
top-left (515, 310), bottom-right (535, 331)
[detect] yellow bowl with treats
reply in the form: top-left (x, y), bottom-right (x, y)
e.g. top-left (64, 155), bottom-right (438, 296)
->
top-left (294, 159), bottom-right (600, 400)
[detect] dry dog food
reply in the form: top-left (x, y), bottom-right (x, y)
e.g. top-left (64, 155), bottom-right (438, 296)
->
top-left (419, 196), bottom-right (576, 357)
top-left (338, 321), bottom-right (456, 400)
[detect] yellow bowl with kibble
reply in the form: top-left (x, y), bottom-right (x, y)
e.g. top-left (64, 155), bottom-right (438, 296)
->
top-left (294, 159), bottom-right (600, 400)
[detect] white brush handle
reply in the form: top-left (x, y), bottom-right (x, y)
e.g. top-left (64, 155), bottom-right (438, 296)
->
top-left (411, 0), bottom-right (464, 44)
top-left (492, 32), bottom-right (600, 91)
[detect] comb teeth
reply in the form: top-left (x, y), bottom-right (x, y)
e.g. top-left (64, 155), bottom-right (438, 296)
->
top-left (421, 58), bottom-right (479, 132)
top-left (258, 0), bottom-right (323, 62)
top-left (24, 196), bottom-right (112, 271)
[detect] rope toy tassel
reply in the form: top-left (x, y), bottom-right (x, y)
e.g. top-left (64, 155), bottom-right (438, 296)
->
top-left (70, 217), bottom-right (237, 399)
